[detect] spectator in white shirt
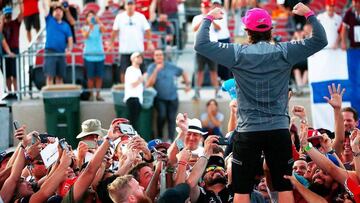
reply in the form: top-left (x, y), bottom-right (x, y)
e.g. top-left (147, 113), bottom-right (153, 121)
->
top-left (317, 0), bottom-right (342, 49)
top-left (109, 0), bottom-right (154, 83)
top-left (124, 52), bottom-right (146, 131)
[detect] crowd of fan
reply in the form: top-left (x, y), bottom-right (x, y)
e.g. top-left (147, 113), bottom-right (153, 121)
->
top-left (0, 83), bottom-right (359, 203)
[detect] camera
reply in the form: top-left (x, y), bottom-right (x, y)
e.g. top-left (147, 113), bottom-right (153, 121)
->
top-left (217, 136), bottom-right (229, 146)
top-left (13, 120), bottom-right (20, 130)
top-left (119, 124), bottom-right (136, 135)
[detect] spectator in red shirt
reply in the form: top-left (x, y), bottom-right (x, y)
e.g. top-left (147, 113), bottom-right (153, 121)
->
top-left (341, 0), bottom-right (360, 49)
top-left (22, 0), bottom-right (40, 42)
top-left (2, 5), bottom-right (22, 98)
top-left (135, 0), bottom-right (156, 21)
top-left (157, 0), bottom-right (178, 20)
top-left (151, 13), bottom-right (174, 45)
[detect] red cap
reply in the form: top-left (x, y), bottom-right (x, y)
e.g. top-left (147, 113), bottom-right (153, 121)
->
top-left (307, 129), bottom-right (323, 146)
top-left (201, 0), bottom-right (212, 8)
top-left (326, 0), bottom-right (336, 6)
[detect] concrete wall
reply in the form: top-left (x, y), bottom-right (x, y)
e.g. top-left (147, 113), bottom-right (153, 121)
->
top-left (11, 96), bottom-right (312, 144)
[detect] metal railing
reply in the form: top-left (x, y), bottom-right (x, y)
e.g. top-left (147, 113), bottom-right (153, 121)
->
top-left (1, 48), bottom-right (197, 101)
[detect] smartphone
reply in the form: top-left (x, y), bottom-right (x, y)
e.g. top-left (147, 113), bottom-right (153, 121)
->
top-left (13, 120), bottom-right (20, 130)
top-left (83, 140), bottom-right (97, 149)
top-left (59, 139), bottom-right (69, 152)
top-left (62, 1), bottom-right (69, 8)
top-left (217, 136), bottom-right (230, 145)
top-left (13, 120), bottom-right (22, 140)
top-left (119, 124), bottom-right (136, 135)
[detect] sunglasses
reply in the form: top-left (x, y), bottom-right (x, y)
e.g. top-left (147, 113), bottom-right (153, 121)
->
top-left (205, 166), bottom-right (225, 173)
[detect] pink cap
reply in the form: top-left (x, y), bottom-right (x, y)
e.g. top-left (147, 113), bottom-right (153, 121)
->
top-left (242, 8), bottom-right (272, 32)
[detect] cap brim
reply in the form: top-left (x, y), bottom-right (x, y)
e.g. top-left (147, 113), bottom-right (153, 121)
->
top-left (307, 135), bottom-right (323, 140)
top-left (188, 129), bottom-right (208, 135)
top-left (76, 128), bottom-right (108, 139)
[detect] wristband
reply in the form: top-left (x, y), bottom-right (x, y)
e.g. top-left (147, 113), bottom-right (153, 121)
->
top-left (166, 166), bottom-right (175, 173)
top-left (302, 142), bottom-right (313, 153)
top-left (305, 11), bottom-right (315, 19)
top-left (204, 15), bottom-right (215, 22)
top-left (353, 151), bottom-right (360, 157)
top-left (200, 155), bottom-right (209, 161)
top-left (178, 160), bottom-right (188, 166)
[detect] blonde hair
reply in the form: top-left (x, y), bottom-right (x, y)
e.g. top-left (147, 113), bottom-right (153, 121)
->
top-left (108, 175), bottom-right (133, 203)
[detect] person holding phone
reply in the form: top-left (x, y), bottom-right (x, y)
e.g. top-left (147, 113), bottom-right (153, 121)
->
top-left (194, 3), bottom-right (327, 202)
top-left (82, 10), bottom-right (106, 101)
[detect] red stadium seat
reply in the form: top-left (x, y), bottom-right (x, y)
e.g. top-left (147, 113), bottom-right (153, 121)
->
top-left (35, 49), bottom-right (45, 67)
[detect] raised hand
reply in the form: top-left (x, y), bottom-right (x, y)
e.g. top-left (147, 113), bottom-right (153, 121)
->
top-left (77, 141), bottom-right (89, 160)
top-left (292, 105), bottom-right (306, 120)
top-left (292, 2), bottom-right (311, 16)
top-left (350, 129), bottom-right (360, 153)
top-left (176, 113), bottom-right (188, 134)
top-left (107, 119), bottom-right (127, 141)
top-left (176, 148), bottom-right (191, 163)
top-left (59, 150), bottom-right (72, 169)
top-left (319, 133), bottom-right (333, 153)
top-left (229, 100), bottom-right (237, 114)
top-left (26, 140), bottom-right (41, 161)
top-left (299, 123), bottom-right (309, 150)
top-left (207, 7), bottom-right (224, 20)
top-left (204, 135), bottom-right (219, 157)
top-left (323, 83), bottom-right (345, 110)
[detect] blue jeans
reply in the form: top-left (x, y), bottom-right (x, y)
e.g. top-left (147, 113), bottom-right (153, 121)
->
top-left (154, 97), bottom-right (179, 140)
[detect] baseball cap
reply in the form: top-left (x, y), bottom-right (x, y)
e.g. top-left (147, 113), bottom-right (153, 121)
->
top-left (158, 183), bottom-right (191, 203)
top-left (130, 52), bottom-right (142, 61)
top-left (201, 0), bottom-right (212, 8)
top-left (307, 129), bottom-right (323, 146)
top-left (221, 79), bottom-right (236, 99)
top-left (326, 0), bottom-right (336, 6)
top-left (2, 6), bottom-right (12, 15)
top-left (211, 0), bottom-right (222, 4)
top-left (206, 155), bottom-right (225, 168)
top-left (316, 128), bottom-right (335, 139)
top-left (242, 8), bottom-right (272, 32)
top-left (148, 139), bottom-right (171, 152)
top-left (126, 0), bottom-right (135, 4)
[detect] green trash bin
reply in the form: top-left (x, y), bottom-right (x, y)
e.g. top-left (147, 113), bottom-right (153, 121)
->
top-left (42, 85), bottom-right (81, 148)
top-left (112, 86), bottom-right (157, 141)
